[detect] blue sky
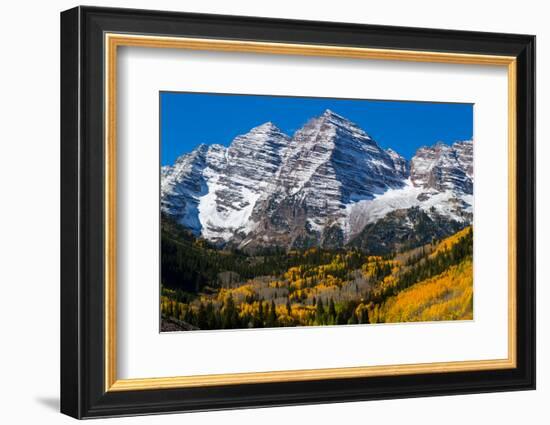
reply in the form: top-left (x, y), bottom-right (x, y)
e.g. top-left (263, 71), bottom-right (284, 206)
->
top-left (160, 92), bottom-right (473, 166)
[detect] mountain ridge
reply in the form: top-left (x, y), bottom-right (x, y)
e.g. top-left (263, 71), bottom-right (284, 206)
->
top-left (161, 109), bottom-right (473, 253)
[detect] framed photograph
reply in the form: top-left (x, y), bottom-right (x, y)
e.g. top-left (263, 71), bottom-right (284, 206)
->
top-left (60, 6), bottom-right (535, 419)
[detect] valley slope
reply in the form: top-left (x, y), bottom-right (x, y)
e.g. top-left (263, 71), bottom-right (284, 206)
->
top-left (161, 218), bottom-right (473, 330)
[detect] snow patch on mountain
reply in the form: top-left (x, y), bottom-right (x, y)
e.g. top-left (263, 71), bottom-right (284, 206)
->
top-left (244, 109), bottom-right (410, 244)
top-left (163, 122), bottom-right (290, 243)
top-left (198, 180), bottom-right (261, 241)
top-left (161, 109), bottom-right (473, 249)
top-left (344, 178), bottom-right (472, 241)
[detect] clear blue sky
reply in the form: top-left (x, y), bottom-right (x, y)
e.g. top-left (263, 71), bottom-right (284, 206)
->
top-left (161, 92), bottom-right (473, 166)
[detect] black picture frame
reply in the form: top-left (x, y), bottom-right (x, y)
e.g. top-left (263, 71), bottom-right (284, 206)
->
top-left (61, 5), bottom-right (535, 419)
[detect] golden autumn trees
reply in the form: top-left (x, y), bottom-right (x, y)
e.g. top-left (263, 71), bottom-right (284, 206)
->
top-left (378, 259), bottom-right (473, 323)
top-left (161, 226), bottom-right (474, 330)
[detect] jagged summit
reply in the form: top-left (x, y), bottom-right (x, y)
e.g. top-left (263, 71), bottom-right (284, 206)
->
top-left (320, 108), bottom-right (344, 119)
top-left (312, 108), bottom-right (368, 128)
top-left (411, 139), bottom-right (473, 193)
top-left (247, 121), bottom-right (283, 134)
top-left (386, 147), bottom-right (399, 155)
top-left (161, 110), bottom-right (473, 251)
top-left (298, 109), bottom-right (355, 129)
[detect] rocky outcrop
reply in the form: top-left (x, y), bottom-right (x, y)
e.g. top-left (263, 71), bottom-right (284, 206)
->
top-left (410, 140), bottom-right (473, 193)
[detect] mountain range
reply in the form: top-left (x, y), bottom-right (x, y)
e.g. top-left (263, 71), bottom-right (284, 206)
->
top-left (161, 109), bottom-right (473, 254)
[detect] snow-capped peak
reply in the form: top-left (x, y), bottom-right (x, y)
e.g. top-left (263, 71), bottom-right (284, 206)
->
top-left (246, 121), bottom-right (283, 134)
top-left (161, 111), bottom-right (473, 251)
top-left (385, 147), bottom-right (399, 157)
top-left (321, 108), bottom-right (344, 119)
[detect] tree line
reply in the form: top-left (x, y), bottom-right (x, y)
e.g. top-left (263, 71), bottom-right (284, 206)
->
top-left (161, 214), bottom-right (380, 293)
top-left (161, 292), bottom-right (371, 330)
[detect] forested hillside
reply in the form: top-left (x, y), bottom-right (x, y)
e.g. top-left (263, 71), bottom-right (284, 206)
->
top-left (161, 216), bottom-right (473, 331)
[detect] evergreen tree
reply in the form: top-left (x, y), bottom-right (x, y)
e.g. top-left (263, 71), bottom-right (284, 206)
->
top-left (328, 298), bottom-right (336, 319)
top-left (257, 300), bottom-right (264, 328)
top-left (316, 298), bottom-right (325, 325)
top-left (359, 307), bottom-right (370, 324)
top-left (223, 294), bottom-right (237, 329)
top-left (197, 302), bottom-right (207, 329)
top-left (185, 307), bottom-right (195, 326)
top-left (348, 312), bottom-right (358, 325)
top-left (267, 300), bottom-right (278, 327)
top-left (206, 302), bottom-right (216, 329)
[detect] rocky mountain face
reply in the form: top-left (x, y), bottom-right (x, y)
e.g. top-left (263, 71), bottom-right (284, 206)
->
top-left (348, 207), bottom-right (464, 254)
top-left (411, 141), bottom-right (473, 193)
top-left (161, 122), bottom-right (290, 244)
top-left (240, 110), bottom-right (410, 250)
top-left (161, 109), bottom-right (473, 253)
top-left (161, 144), bottom-right (210, 234)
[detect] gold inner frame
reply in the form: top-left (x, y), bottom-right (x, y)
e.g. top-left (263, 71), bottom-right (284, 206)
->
top-left (104, 33), bottom-right (517, 392)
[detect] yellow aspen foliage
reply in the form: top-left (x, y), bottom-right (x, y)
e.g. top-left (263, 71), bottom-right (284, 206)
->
top-left (429, 226), bottom-right (472, 258)
top-left (284, 266), bottom-right (303, 282)
top-left (378, 259), bottom-right (473, 323)
top-left (160, 226), bottom-right (473, 329)
top-left (231, 284), bottom-right (255, 298)
top-left (382, 274), bottom-right (397, 288)
top-left (355, 303), bottom-right (369, 319)
top-left (290, 304), bottom-right (315, 324)
top-left (239, 301), bottom-right (261, 318)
